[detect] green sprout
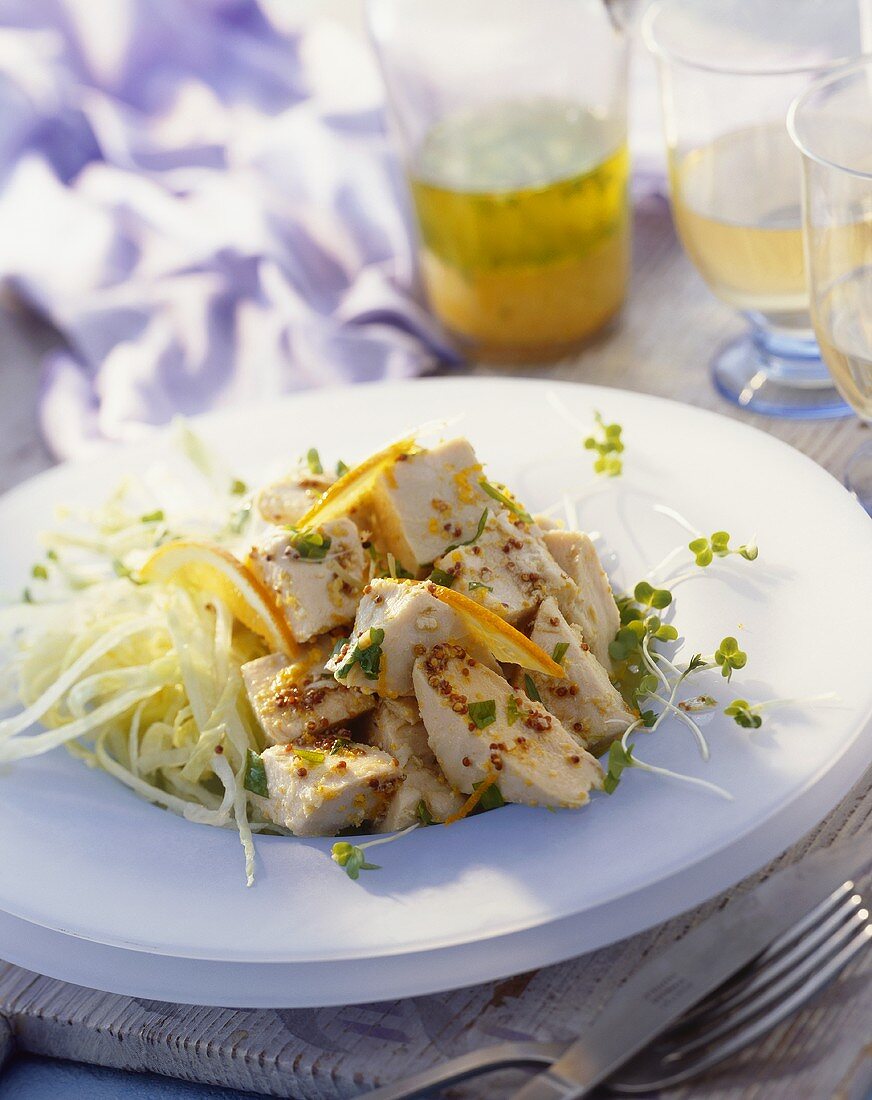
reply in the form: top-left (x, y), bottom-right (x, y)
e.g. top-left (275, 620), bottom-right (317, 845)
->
top-left (689, 531), bottom-right (758, 568)
top-left (724, 692), bottom-right (835, 730)
top-left (584, 412), bottom-right (624, 477)
top-left (724, 699), bottom-right (762, 729)
top-left (331, 823), bottom-right (420, 881)
top-left (331, 842), bottom-right (380, 880)
top-left (714, 637), bottom-right (747, 681)
top-left (633, 581), bottom-right (672, 610)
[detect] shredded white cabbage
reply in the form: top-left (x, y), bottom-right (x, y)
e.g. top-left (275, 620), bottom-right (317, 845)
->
top-left (0, 432), bottom-right (273, 884)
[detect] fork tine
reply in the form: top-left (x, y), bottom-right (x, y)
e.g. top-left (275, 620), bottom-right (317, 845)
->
top-left (664, 906), bottom-right (870, 1059)
top-left (607, 922), bottom-right (872, 1094)
top-left (674, 890), bottom-right (865, 1030)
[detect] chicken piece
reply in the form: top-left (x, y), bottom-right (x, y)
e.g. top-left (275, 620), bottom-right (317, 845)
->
top-left (258, 735), bottom-right (402, 837)
top-left (367, 438), bottom-right (493, 573)
top-left (532, 513), bottom-right (562, 531)
top-left (242, 649), bottom-right (374, 745)
top-left (247, 518), bottom-right (366, 643)
top-left (413, 643), bottom-right (603, 808)
top-left (377, 760), bottom-right (465, 832)
top-left (524, 597), bottom-right (634, 757)
top-left (327, 578), bottom-right (497, 698)
top-left (257, 467), bottom-right (335, 526)
top-left (433, 510), bottom-right (576, 628)
top-left (541, 530), bottom-right (620, 671)
top-left (365, 697), bottom-right (435, 767)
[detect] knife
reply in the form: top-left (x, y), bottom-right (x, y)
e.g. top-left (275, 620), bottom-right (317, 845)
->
top-left (509, 834), bottom-right (871, 1099)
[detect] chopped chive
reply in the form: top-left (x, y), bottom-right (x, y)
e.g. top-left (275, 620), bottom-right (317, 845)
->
top-left (336, 459), bottom-right (349, 477)
top-left (468, 580), bottom-right (493, 593)
top-left (442, 509), bottom-right (489, 555)
top-left (552, 641), bottom-right (569, 665)
top-left (244, 749), bottom-right (269, 797)
top-left (467, 700), bottom-right (496, 729)
top-left (416, 799), bottom-right (435, 826)
top-left (294, 748), bottom-right (326, 765)
top-left (229, 479), bottom-right (247, 496)
top-left (288, 528), bottom-right (332, 561)
top-left (473, 779), bottom-right (505, 811)
top-left (140, 509), bottom-right (165, 524)
top-left (306, 448), bottom-right (323, 475)
top-left (506, 696), bottom-right (520, 726)
top-left (429, 568), bottom-right (456, 587)
top-left (524, 674), bottom-right (541, 702)
top-left (31, 564), bottom-right (48, 581)
top-left (477, 479), bottom-right (532, 524)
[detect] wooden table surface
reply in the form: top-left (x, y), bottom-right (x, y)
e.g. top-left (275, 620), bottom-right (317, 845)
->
top-left (0, 197), bottom-right (870, 1099)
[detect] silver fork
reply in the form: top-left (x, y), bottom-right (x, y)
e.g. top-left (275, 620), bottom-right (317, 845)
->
top-left (365, 882), bottom-right (871, 1099)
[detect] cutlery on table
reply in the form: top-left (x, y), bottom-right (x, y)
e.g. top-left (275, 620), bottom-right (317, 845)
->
top-left (365, 835), bottom-right (871, 1099)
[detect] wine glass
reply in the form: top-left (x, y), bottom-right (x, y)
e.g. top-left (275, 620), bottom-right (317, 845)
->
top-left (643, 0), bottom-right (860, 418)
top-left (789, 58), bottom-right (872, 511)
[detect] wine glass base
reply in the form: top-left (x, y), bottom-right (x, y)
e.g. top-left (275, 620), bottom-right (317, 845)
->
top-left (845, 440), bottom-right (872, 514)
top-left (712, 335), bottom-right (852, 419)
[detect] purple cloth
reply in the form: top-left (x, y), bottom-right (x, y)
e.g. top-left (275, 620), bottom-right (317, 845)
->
top-left (0, 0), bottom-right (456, 458)
top-left (0, 1), bottom-right (665, 460)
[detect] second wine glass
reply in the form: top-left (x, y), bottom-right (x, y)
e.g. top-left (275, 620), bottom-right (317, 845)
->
top-left (644, 0), bottom-right (860, 418)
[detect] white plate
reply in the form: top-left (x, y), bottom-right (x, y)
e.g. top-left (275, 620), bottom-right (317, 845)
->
top-left (1, 378), bottom-right (870, 1008)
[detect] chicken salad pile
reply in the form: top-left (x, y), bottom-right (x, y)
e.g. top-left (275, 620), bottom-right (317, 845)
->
top-left (0, 423), bottom-right (771, 884)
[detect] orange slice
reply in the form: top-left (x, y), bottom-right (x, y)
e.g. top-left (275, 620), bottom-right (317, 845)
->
top-left (416, 580), bottom-right (564, 677)
top-left (140, 540), bottom-right (298, 656)
top-left (297, 436), bottom-right (419, 528)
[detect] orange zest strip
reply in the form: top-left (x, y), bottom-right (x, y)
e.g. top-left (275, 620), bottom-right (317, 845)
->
top-left (419, 581), bottom-right (565, 677)
top-left (297, 436), bottom-right (419, 528)
top-left (443, 774), bottom-right (498, 825)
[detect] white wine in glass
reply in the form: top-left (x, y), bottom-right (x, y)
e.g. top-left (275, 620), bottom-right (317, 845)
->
top-left (790, 59), bottom-right (872, 511)
top-left (814, 268), bottom-right (872, 421)
top-left (670, 124), bottom-right (808, 335)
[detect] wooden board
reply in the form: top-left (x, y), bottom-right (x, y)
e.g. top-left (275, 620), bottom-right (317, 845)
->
top-left (0, 198), bottom-right (870, 1098)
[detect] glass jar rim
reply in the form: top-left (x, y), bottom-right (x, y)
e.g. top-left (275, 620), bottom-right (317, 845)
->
top-left (788, 55), bottom-right (872, 181)
top-left (642, 0), bottom-right (858, 79)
